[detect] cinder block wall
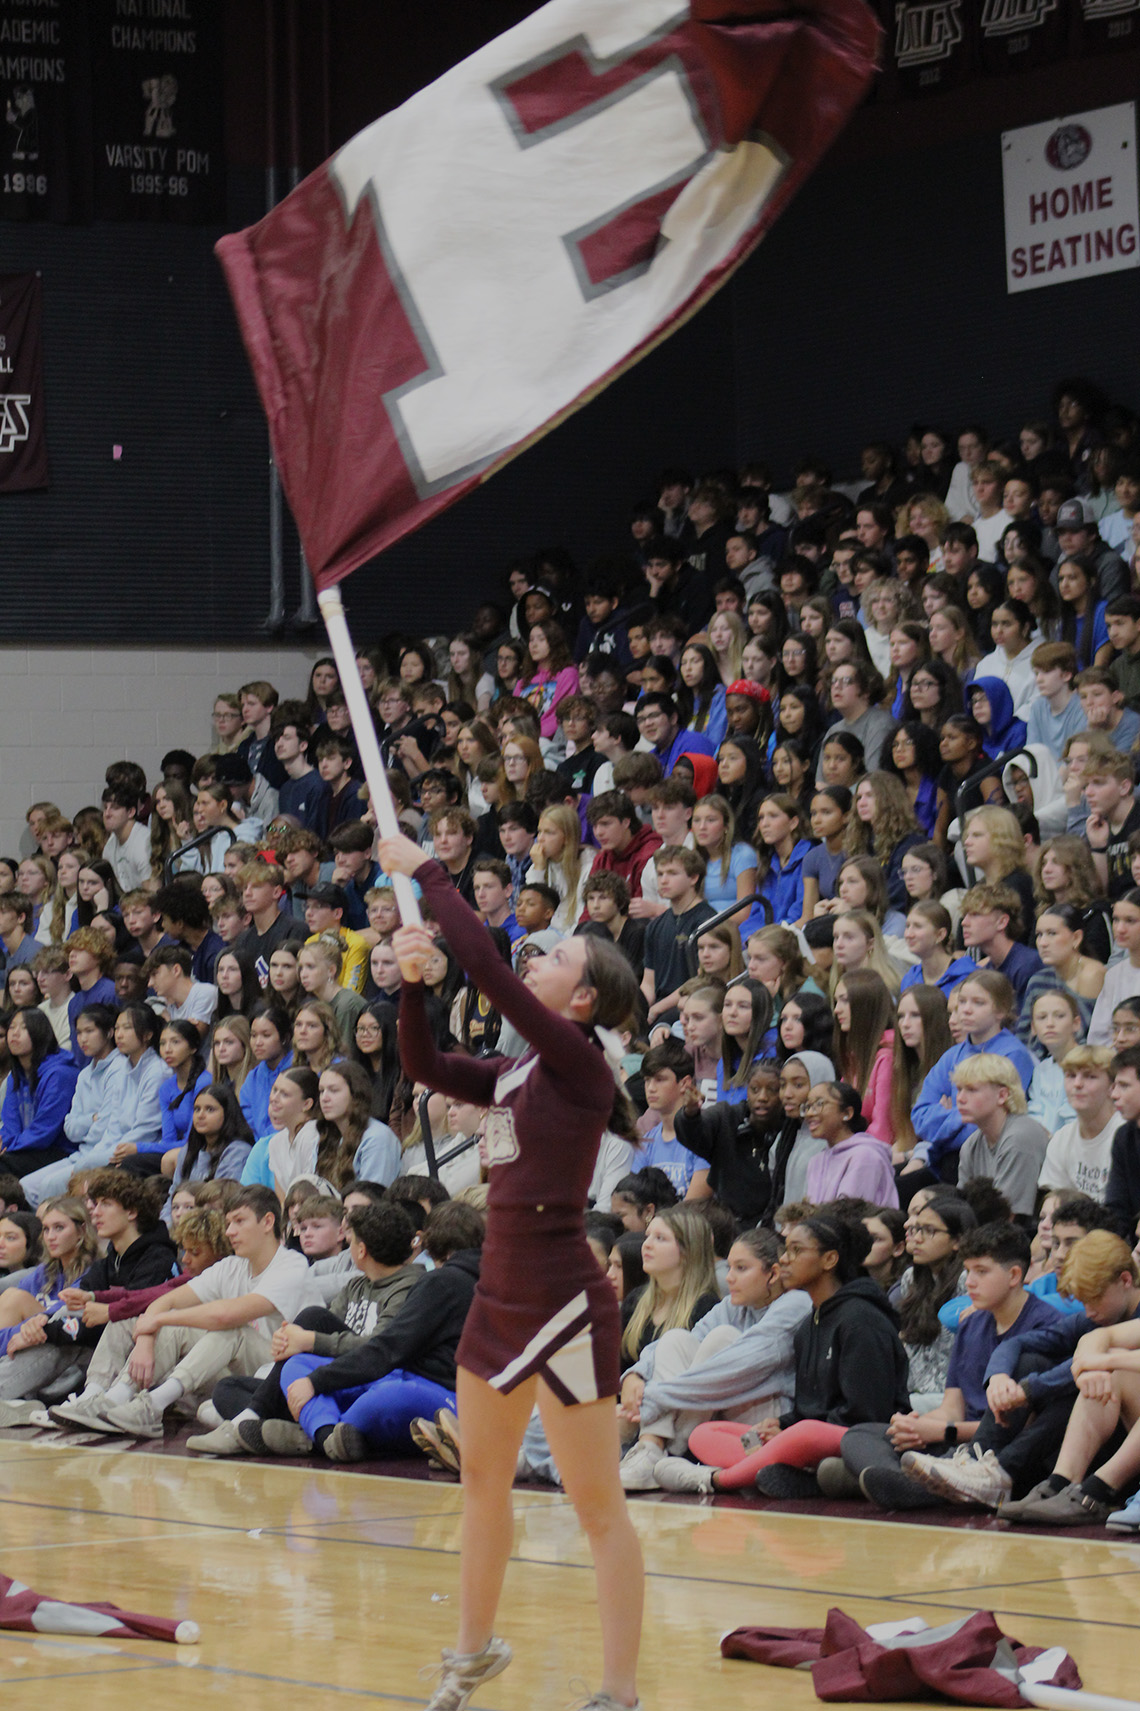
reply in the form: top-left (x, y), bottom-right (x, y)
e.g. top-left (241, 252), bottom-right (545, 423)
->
top-left (0, 646), bottom-right (325, 855)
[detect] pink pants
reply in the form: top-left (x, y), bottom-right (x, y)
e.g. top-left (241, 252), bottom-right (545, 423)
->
top-left (687, 1418), bottom-right (848, 1491)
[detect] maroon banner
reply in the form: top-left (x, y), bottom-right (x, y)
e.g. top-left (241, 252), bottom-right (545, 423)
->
top-left (216, 0), bottom-right (879, 591)
top-left (0, 270), bottom-right (47, 491)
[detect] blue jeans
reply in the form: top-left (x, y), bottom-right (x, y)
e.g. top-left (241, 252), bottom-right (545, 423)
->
top-left (281, 1353), bottom-right (456, 1448)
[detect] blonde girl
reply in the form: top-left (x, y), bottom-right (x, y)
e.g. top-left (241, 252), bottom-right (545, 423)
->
top-left (49, 848), bottom-right (82, 946)
top-left (928, 605), bottom-right (981, 678)
top-left (898, 492), bottom-right (950, 572)
top-left (208, 1015), bottom-right (254, 1099)
top-left (696, 922), bottom-right (744, 981)
top-left (620, 1206), bottom-right (720, 1362)
top-left (707, 609), bottom-right (746, 688)
top-left (745, 924), bottom-right (816, 1007)
top-left (830, 909), bottom-right (901, 998)
top-left (527, 805), bottom-right (595, 933)
top-left (690, 794), bottom-right (756, 917)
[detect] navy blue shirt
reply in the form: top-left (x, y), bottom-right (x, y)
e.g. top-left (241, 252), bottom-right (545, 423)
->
top-left (946, 1289), bottom-right (1060, 1417)
top-left (279, 772), bottom-right (332, 837)
top-left (68, 976), bottom-right (118, 1059)
top-left (991, 940), bottom-right (1044, 1005)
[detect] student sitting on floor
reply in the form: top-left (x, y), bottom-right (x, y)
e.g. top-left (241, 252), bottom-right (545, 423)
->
top-left (51, 1184), bottom-right (323, 1439)
top-left (185, 1199), bottom-right (426, 1455)
top-left (832, 1221), bottom-right (1062, 1511)
top-left (651, 1210), bottom-right (910, 1495)
top-left (188, 1199), bottom-right (483, 1462)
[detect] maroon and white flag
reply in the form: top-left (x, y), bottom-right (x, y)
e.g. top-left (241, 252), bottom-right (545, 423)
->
top-left (0, 1572), bottom-right (199, 1645)
top-left (216, 0), bottom-right (879, 587)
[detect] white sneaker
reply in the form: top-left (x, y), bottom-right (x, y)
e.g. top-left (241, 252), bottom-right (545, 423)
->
top-left (653, 1457), bottom-right (717, 1495)
top-left (102, 1392), bottom-right (165, 1439)
top-left (422, 1636), bottom-right (512, 1711)
top-left (49, 1390), bottom-right (110, 1431)
top-left (0, 1399), bottom-right (49, 1428)
top-left (185, 1420), bottom-right (249, 1456)
top-left (619, 1439), bottom-right (666, 1491)
top-left (901, 1444), bottom-right (1012, 1509)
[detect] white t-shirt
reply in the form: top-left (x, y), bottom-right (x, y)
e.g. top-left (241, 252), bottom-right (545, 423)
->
top-left (168, 981), bottom-right (219, 1026)
top-left (267, 1119), bottom-right (320, 1193)
top-left (973, 508), bottom-right (1013, 563)
top-left (1038, 1111), bottom-right (1123, 1202)
top-left (104, 823), bottom-right (153, 892)
top-left (191, 1245), bottom-right (324, 1342)
top-left (400, 1136), bottom-right (481, 1195)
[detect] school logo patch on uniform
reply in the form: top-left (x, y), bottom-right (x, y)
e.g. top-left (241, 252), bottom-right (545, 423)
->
top-left (483, 1105), bottom-right (521, 1165)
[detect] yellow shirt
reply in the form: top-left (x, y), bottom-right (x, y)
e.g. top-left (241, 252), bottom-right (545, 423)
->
top-left (306, 927), bottom-right (370, 994)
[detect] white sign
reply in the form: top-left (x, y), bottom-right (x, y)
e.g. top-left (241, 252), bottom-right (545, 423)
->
top-left (1002, 101), bottom-right (1139, 294)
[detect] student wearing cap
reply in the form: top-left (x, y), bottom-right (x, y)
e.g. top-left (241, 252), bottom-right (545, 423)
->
top-left (1052, 498), bottom-right (1128, 602)
top-left (723, 680), bottom-right (772, 742)
top-left (303, 884), bottom-right (374, 995)
top-left (213, 753), bottom-right (277, 842)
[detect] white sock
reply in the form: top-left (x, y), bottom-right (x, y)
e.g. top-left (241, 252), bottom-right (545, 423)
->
top-left (233, 1409), bottom-right (258, 1425)
top-left (103, 1381), bottom-right (136, 1407)
top-left (148, 1377), bottom-right (184, 1413)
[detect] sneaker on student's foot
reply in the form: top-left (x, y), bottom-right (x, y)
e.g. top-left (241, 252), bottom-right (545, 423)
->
top-left (50, 1391), bottom-right (110, 1432)
top-left (185, 1420), bottom-right (250, 1456)
top-left (858, 1465), bottom-right (942, 1511)
top-left (816, 1457), bottom-right (863, 1500)
top-left (422, 1637), bottom-right (512, 1711)
top-left (196, 1399), bottom-right (224, 1431)
top-left (411, 1415), bottom-right (461, 1475)
top-left (567, 1693), bottom-right (643, 1711)
top-left (1107, 1490), bottom-right (1140, 1531)
top-left (754, 1463), bottom-right (819, 1500)
top-left (323, 1422), bottom-right (369, 1462)
top-left (652, 1457), bottom-right (717, 1495)
top-left (102, 1392), bottom-right (165, 1439)
top-left (0, 1399), bottom-right (50, 1428)
top-left (901, 1445), bottom-right (1012, 1510)
top-left (619, 1438), bottom-right (666, 1491)
top-left (258, 1419), bottom-right (314, 1456)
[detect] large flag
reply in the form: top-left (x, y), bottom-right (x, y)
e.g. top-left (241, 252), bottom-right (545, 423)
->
top-left (216, 0), bottom-right (879, 587)
top-left (0, 1572), bottom-right (199, 1644)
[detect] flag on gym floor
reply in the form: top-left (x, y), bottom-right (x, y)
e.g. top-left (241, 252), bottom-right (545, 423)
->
top-left (0, 1571), bottom-right (199, 1644)
top-left (216, 0), bottom-right (879, 589)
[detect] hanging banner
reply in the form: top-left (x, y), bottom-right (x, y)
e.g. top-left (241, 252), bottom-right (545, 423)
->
top-left (91, 0), bottom-right (224, 223)
top-left (0, 0), bottom-right (90, 221)
top-left (1077, 0), bottom-right (1140, 56)
top-left (1003, 101), bottom-right (1139, 293)
top-left (882, 0), bottom-right (974, 98)
top-left (977, 0), bottom-right (1070, 75)
top-left (0, 272), bottom-right (48, 491)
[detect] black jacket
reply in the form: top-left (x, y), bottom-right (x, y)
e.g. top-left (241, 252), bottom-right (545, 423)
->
top-left (48, 1226), bottom-right (178, 1348)
top-left (675, 1100), bottom-right (773, 1226)
top-left (1106, 1119), bottom-right (1140, 1238)
top-left (308, 1249), bottom-right (481, 1394)
top-left (783, 1276), bottom-right (910, 1429)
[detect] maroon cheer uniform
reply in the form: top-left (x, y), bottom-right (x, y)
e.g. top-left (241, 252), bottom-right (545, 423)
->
top-left (399, 859), bottom-right (620, 1403)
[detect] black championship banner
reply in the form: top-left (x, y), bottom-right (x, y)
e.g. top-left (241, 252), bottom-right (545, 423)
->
top-left (0, 0), bottom-right (90, 221)
top-left (880, 0), bottom-right (975, 98)
top-left (0, 273), bottom-right (48, 491)
top-left (977, 0), bottom-right (1071, 75)
top-left (92, 0), bottom-right (223, 223)
top-left (1077, 0), bottom-right (1140, 55)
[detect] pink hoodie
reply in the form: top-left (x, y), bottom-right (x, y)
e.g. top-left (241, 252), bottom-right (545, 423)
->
top-left (806, 1135), bottom-right (898, 1208)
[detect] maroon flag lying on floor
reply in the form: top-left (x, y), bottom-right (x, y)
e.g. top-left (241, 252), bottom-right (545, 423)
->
top-left (721, 1607), bottom-right (1081, 1706)
top-left (216, 0), bottom-right (879, 588)
top-left (0, 1572), bottom-right (199, 1645)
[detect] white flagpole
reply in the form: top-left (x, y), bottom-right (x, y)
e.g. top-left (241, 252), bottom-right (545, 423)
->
top-left (317, 584), bottom-right (423, 929)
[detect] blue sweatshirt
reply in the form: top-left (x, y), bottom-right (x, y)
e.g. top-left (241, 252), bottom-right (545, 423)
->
top-left (913, 1030), bottom-right (1036, 1167)
top-left (1, 1054), bottom-right (80, 1154)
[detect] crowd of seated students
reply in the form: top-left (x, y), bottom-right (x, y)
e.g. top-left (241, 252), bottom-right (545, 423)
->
top-left (1, 384), bottom-right (1140, 1524)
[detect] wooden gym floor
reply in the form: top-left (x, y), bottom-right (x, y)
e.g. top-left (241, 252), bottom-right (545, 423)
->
top-left (1, 1427), bottom-right (1138, 1710)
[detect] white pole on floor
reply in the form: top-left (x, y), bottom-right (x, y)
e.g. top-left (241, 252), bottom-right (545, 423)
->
top-left (1023, 1685), bottom-right (1140, 1711)
top-left (317, 584), bottom-right (423, 930)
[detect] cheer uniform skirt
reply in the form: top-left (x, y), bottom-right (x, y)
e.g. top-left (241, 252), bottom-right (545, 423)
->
top-left (457, 1205), bottom-right (621, 1405)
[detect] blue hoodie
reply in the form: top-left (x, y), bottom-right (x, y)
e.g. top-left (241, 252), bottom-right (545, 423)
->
top-left (968, 676), bottom-right (1026, 761)
top-left (913, 1030), bottom-right (1036, 1168)
top-left (760, 837), bottom-right (813, 927)
top-left (1, 1053), bottom-right (80, 1154)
